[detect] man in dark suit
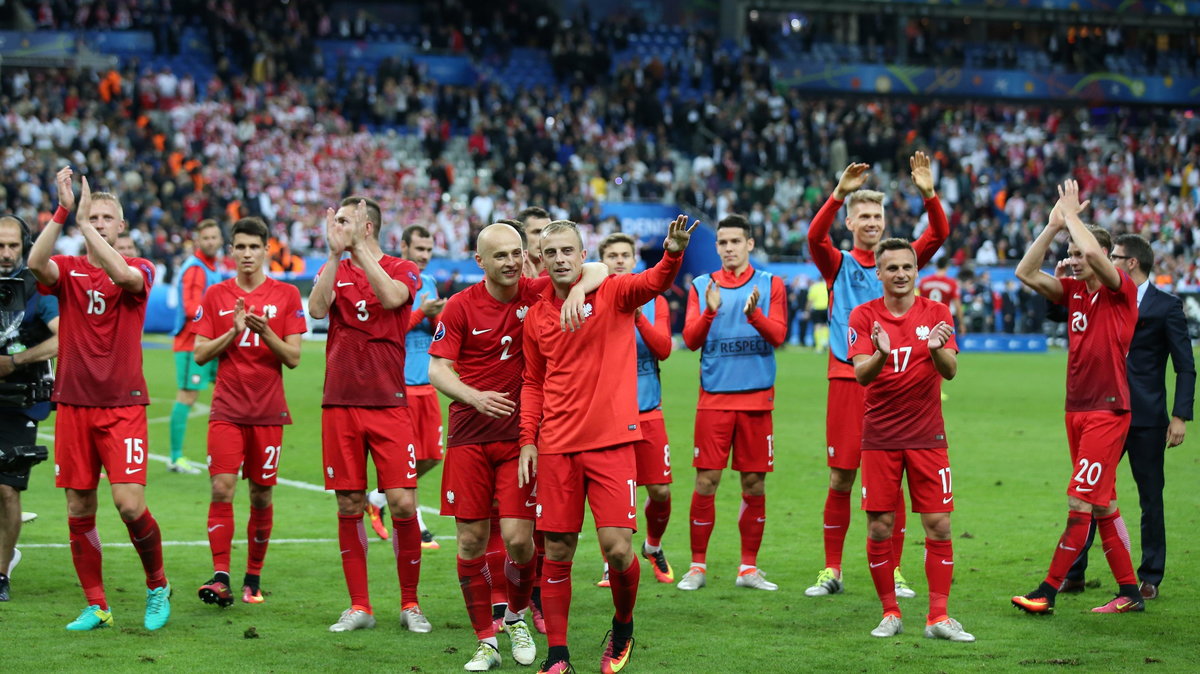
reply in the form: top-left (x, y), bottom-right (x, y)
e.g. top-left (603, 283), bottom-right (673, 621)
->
top-left (1065, 233), bottom-right (1195, 600)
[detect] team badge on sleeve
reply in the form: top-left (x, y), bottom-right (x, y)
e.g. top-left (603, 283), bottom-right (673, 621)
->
top-left (433, 321), bottom-right (446, 341)
top-left (193, 306), bottom-right (203, 322)
top-left (848, 327), bottom-right (858, 345)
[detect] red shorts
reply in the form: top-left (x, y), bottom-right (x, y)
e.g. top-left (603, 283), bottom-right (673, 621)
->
top-left (692, 409), bottom-right (774, 472)
top-left (860, 448), bottom-right (953, 513)
top-left (634, 416), bottom-right (672, 485)
top-left (826, 378), bottom-right (864, 470)
top-left (440, 441), bottom-right (534, 520)
top-left (1065, 410), bottom-right (1130, 507)
top-left (407, 388), bottom-right (444, 461)
top-left (536, 445), bottom-right (637, 533)
top-left (54, 404), bottom-right (149, 490)
top-left (207, 421), bottom-right (284, 486)
top-left (321, 406), bottom-right (418, 491)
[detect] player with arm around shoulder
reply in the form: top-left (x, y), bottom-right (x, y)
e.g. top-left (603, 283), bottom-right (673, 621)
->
top-left (427, 222), bottom-right (609, 671)
top-left (848, 238), bottom-right (973, 642)
top-left (192, 217), bottom-right (305, 607)
top-left (518, 216), bottom-right (695, 674)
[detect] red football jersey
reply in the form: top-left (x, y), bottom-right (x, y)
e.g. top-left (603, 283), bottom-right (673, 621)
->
top-left (193, 278), bottom-right (307, 425)
top-left (848, 296), bottom-right (958, 450)
top-left (520, 251), bottom-right (683, 454)
top-left (428, 276), bottom-right (551, 446)
top-left (1055, 272), bottom-right (1137, 412)
top-left (918, 273), bottom-right (958, 307)
top-left (38, 254), bottom-right (155, 407)
top-left (321, 255), bottom-right (420, 407)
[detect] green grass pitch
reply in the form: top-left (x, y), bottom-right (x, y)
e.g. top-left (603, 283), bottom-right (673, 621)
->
top-left (3, 338), bottom-right (1198, 672)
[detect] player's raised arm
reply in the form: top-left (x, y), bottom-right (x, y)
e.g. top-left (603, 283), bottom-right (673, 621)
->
top-left (809, 163), bottom-right (871, 280)
top-left (29, 166), bottom-right (76, 287)
top-left (308, 208), bottom-right (343, 320)
top-left (1015, 206), bottom-right (1067, 304)
top-left (348, 200), bottom-right (411, 309)
top-left (910, 151), bottom-right (950, 266)
top-left (1057, 180), bottom-right (1119, 291)
top-left (613, 215), bottom-right (695, 312)
top-left (74, 177), bottom-right (145, 293)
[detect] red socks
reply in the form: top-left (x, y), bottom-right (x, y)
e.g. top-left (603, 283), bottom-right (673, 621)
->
top-left (643, 496), bottom-right (671, 548)
top-left (68, 515), bottom-right (107, 609)
top-left (125, 509), bottom-right (166, 589)
top-left (246, 504), bottom-right (273, 575)
top-left (867, 537), bottom-right (899, 616)
top-left (457, 555), bottom-right (494, 639)
top-left (1045, 510), bottom-right (1092, 590)
top-left (924, 538), bottom-right (953, 622)
top-left (608, 555), bottom-right (641, 623)
top-left (540, 559), bottom-right (573, 648)
top-left (738, 494), bottom-right (766, 566)
top-left (392, 515), bottom-right (422, 609)
top-left (207, 502), bottom-right (234, 574)
top-left (337, 514), bottom-right (371, 612)
top-left (689, 492), bottom-right (716, 564)
top-left (487, 513), bottom-right (507, 607)
top-left (505, 555), bottom-right (536, 614)
top-left (1097, 510), bottom-right (1137, 586)
top-left (822, 488), bottom-right (851, 572)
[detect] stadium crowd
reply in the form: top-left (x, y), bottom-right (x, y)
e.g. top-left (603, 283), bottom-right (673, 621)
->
top-left (2, 1), bottom-right (1199, 293)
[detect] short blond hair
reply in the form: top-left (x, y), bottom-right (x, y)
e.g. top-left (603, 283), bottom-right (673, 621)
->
top-left (541, 220), bottom-right (583, 247)
top-left (845, 189), bottom-right (885, 213)
top-left (90, 192), bottom-right (125, 222)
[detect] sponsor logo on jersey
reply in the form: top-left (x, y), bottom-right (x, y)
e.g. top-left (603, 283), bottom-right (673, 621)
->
top-left (433, 321), bottom-right (446, 341)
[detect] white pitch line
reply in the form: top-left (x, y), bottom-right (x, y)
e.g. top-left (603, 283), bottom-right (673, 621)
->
top-left (21, 534), bottom-right (457, 550)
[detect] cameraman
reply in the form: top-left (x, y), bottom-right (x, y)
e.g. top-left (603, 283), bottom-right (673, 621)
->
top-left (0, 215), bottom-right (59, 601)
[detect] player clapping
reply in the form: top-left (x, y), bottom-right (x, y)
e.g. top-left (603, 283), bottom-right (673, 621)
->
top-left (848, 238), bottom-right (973, 642)
top-left (192, 217), bottom-right (305, 607)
